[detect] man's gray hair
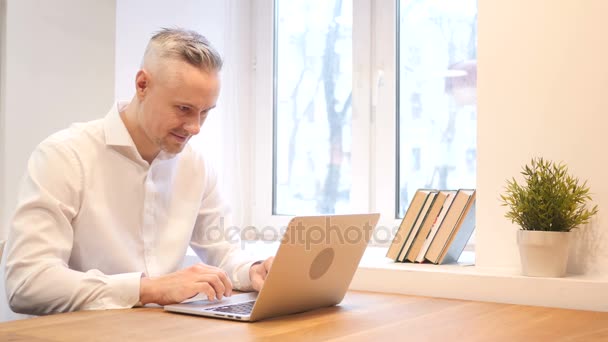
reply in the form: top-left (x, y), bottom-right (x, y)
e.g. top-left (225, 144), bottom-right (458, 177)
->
top-left (144, 28), bottom-right (223, 72)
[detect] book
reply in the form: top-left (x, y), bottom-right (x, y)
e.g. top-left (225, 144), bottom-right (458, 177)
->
top-left (415, 190), bottom-right (458, 263)
top-left (386, 189), bottom-right (433, 261)
top-left (404, 191), bottom-right (448, 262)
top-left (424, 189), bottom-right (476, 264)
top-left (397, 191), bottom-right (438, 262)
top-left (438, 194), bottom-right (476, 264)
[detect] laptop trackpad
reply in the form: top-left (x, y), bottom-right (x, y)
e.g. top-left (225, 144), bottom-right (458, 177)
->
top-left (178, 292), bottom-right (258, 308)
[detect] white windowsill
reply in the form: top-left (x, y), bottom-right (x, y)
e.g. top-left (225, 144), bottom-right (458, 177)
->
top-left (352, 247), bottom-right (608, 312)
top-left (186, 241), bottom-right (608, 312)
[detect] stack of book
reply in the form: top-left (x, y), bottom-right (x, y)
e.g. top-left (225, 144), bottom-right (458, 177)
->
top-left (386, 189), bottom-right (476, 264)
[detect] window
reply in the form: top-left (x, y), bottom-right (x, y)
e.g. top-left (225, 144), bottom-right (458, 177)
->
top-left (397, 0), bottom-right (478, 217)
top-left (273, 0), bottom-right (354, 216)
top-left (253, 0), bottom-right (477, 247)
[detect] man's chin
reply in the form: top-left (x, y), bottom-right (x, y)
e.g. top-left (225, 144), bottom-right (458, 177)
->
top-left (160, 142), bottom-right (187, 155)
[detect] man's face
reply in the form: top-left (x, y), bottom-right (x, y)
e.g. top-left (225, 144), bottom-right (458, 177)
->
top-left (137, 60), bottom-right (220, 155)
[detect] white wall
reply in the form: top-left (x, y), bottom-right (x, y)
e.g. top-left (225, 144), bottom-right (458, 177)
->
top-left (477, 0), bottom-right (608, 276)
top-left (115, 0), bottom-right (226, 99)
top-left (115, 0), bottom-right (254, 228)
top-left (2, 0), bottom-right (117, 236)
top-left (0, 0), bottom-right (116, 321)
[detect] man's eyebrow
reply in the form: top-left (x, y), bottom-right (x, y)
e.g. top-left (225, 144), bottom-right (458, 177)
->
top-left (176, 102), bottom-right (215, 112)
top-left (175, 101), bottom-right (195, 109)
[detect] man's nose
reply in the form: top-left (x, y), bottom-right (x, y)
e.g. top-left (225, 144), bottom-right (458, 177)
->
top-left (184, 116), bottom-right (201, 136)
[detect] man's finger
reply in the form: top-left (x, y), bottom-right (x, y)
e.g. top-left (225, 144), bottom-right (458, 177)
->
top-left (193, 264), bottom-right (233, 297)
top-left (252, 275), bottom-right (264, 292)
top-left (263, 257), bottom-right (274, 273)
top-left (266, 257), bottom-right (274, 268)
top-left (215, 270), bottom-right (233, 297)
top-left (200, 274), bottom-right (227, 300)
top-left (197, 282), bottom-right (217, 301)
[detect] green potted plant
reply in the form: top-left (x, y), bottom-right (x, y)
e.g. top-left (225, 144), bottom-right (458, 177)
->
top-left (500, 157), bottom-right (599, 277)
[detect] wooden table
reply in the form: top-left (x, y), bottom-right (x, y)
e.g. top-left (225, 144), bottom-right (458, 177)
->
top-left (1, 291), bottom-right (607, 341)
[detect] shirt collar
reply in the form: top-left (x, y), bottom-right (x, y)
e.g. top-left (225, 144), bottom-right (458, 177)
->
top-left (103, 101), bottom-right (137, 148)
top-left (102, 101), bottom-right (179, 162)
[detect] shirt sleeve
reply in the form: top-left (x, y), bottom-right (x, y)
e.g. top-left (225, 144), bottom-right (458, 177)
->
top-left (189, 160), bottom-right (259, 291)
top-left (4, 141), bottom-right (142, 315)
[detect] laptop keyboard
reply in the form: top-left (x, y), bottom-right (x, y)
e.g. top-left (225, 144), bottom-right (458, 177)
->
top-left (207, 300), bottom-right (256, 315)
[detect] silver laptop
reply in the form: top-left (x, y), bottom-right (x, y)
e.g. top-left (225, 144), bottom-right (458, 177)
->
top-left (164, 213), bottom-right (380, 322)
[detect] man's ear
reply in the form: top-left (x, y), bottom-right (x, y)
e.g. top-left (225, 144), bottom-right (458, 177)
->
top-left (135, 70), bottom-right (150, 100)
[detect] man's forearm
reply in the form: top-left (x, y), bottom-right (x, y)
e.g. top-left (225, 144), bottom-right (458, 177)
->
top-left (6, 263), bottom-right (142, 315)
top-left (139, 277), bottom-right (157, 305)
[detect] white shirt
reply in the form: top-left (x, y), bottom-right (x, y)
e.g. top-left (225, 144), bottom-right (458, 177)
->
top-left (5, 103), bottom-right (257, 315)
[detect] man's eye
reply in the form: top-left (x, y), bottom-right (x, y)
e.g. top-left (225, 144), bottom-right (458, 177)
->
top-left (179, 106), bottom-right (189, 112)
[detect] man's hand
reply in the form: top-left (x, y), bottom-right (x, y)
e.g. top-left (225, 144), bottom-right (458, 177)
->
top-left (139, 263), bottom-right (232, 305)
top-left (249, 256), bottom-right (274, 292)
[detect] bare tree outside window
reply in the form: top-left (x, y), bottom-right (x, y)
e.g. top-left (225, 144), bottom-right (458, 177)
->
top-left (274, 0), bottom-right (353, 215)
top-left (398, 0), bottom-right (477, 218)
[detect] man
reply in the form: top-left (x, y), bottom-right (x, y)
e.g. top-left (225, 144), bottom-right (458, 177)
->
top-left (4, 28), bottom-right (273, 315)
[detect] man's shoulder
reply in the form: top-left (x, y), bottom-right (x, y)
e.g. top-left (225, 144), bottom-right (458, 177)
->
top-left (41, 118), bottom-right (105, 150)
top-left (35, 118), bottom-right (106, 162)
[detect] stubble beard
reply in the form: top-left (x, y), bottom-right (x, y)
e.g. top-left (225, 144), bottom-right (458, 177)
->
top-left (157, 135), bottom-right (188, 155)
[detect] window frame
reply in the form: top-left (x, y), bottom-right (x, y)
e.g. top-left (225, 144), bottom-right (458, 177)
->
top-left (368, 0), bottom-right (402, 237)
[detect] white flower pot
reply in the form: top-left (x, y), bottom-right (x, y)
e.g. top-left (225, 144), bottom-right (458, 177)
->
top-left (517, 230), bottom-right (571, 277)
